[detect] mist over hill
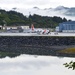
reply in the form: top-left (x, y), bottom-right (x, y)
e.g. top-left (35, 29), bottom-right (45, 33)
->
top-left (12, 6), bottom-right (75, 20)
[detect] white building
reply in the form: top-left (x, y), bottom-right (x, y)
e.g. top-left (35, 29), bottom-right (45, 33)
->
top-left (55, 26), bottom-right (59, 32)
top-left (3, 26), bottom-right (29, 30)
top-left (21, 26), bottom-right (29, 29)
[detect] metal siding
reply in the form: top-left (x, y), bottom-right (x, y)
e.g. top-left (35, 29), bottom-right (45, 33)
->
top-left (59, 21), bottom-right (75, 32)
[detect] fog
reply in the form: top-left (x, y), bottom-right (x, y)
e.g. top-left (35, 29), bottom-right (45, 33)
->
top-left (0, 0), bottom-right (75, 20)
top-left (0, 54), bottom-right (75, 75)
top-left (1, 5), bottom-right (75, 20)
top-left (14, 7), bottom-right (75, 21)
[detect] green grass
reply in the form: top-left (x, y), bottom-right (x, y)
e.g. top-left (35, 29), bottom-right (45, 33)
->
top-left (58, 48), bottom-right (75, 54)
top-left (0, 51), bottom-right (20, 58)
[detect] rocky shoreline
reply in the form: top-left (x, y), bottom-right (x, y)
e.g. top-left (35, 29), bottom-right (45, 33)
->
top-left (0, 36), bottom-right (75, 57)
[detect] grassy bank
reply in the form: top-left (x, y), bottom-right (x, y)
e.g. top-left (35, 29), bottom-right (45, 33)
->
top-left (58, 48), bottom-right (75, 54)
top-left (0, 51), bottom-right (20, 58)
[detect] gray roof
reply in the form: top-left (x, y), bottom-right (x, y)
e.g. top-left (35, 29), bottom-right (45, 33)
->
top-left (59, 21), bottom-right (75, 24)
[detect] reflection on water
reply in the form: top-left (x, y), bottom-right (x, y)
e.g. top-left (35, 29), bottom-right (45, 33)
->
top-left (0, 54), bottom-right (75, 75)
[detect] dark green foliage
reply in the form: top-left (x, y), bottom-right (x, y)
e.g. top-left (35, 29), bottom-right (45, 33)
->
top-left (64, 61), bottom-right (75, 70)
top-left (0, 9), bottom-right (68, 28)
top-left (29, 14), bottom-right (68, 28)
top-left (62, 17), bottom-right (67, 22)
top-left (0, 51), bottom-right (20, 58)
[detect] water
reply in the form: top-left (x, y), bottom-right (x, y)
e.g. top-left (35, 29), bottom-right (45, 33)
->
top-left (0, 54), bottom-right (75, 75)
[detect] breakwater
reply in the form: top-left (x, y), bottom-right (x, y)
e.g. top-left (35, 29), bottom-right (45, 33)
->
top-left (0, 36), bottom-right (75, 57)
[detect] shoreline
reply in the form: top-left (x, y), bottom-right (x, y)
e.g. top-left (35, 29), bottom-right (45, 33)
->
top-left (0, 45), bottom-right (75, 58)
top-left (0, 36), bottom-right (75, 58)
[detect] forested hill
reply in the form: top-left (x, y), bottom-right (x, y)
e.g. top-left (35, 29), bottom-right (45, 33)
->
top-left (0, 9), bottom-right (70, 28)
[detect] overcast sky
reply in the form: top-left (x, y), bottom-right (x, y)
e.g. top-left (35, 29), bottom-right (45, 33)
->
top-left (0, 0), bottom-right (75, 9)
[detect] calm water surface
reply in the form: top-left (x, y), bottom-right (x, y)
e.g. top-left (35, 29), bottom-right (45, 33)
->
top-left (0, 54), bottom-right (75, 75)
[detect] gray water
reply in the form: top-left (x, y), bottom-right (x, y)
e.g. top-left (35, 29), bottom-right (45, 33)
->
top-left (0, 54), bottom-right (75, 75)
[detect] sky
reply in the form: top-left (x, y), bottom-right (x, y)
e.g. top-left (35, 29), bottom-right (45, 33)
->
top-left (0, 0), bottom-right (75, 9)
top-left (0, 0), bottom-right (75, 20)
top-left (0, 54), bottom-right (75, 75)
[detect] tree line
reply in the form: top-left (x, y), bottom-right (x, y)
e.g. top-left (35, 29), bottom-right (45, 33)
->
top-left (0, 9), bottom-right (71, 28)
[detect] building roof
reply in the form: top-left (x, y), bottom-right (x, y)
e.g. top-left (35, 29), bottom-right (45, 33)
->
top-left (59, 21), bottom-right (75, 24)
